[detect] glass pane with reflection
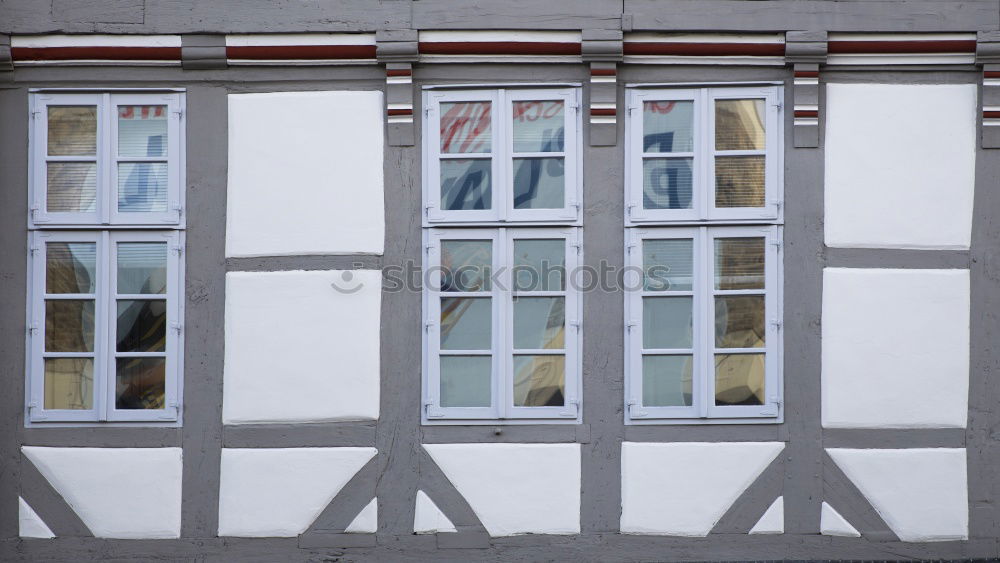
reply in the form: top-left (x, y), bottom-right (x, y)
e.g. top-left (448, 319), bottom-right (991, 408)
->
top-left (440, 356), bottom-right (491, 408)
top-left (642, 297), bottom-right (693, 349)
top-left (118, 162), bottom-right (168, 213)
top-left (440, 297), bottom-right (491, 350)
top-left (643, 158), bottom-right (693, 210)
top-left (714, 238), bottom-right (765, 290)
top-left (715, 99), bottom-right (765, 151)
top-left (48, 106), bottom-right (97, 156)
top-left (46, 242), bottom-right (96, 294)
top-left (715, 155), bottom-right (765, 208)
top-left (513, 157), bottom-right (564, 209)
top-left (440, 102), bottom-right (491, 154)
top-left (513, 355), bottom-right (565, 407)
top-left (116, 357), bottom-right (166, 409)
top-left (643, 239), bottom-right (693, 291)
top-left (47, 162), bottom-right (97, 213)
top-left (715, 296), bottom-right (765, 349)
top-left (44, 358), bottom-right (94, 410)
top-left (441, 240), bottom-right (491, 292)
top-left (116, 299), bottom-right (167, 353)
top-left (45, 300), bottom-right (95, 352)
top-left (643, 101), bottom-right (694, 152)
top-left (513, 297), bottom-right (565, 350)
top-left (513, 101), bottom-right (565, 152)
top-left (441, 159), bottom-right (491, 211)
top-left (513, 239), bottom-right (565, 292)
top-left (642, 355), bottom-right (693, 407)
top-left (715, 353), bottom-right (765, 406)
top-left (118, 105), bottom-right (168, 157)
top-left (117, 242), bottom-right (167, 294)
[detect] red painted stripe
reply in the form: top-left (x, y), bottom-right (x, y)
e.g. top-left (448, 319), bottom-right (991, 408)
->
top-left (226, 45), bottom-right (376, 60)
top-left (386, 69), bottom-right (412, 77)
top-left (828, 40), bottom-right (976, 54)
top-left (419, 41), bottom-right (582, 56)
top-left (387, 109), bottom-right (413, 116)
top-left (984, 111), bottom-right (1000, 119)
top-left (985, 71), bottom-right (1000, 78)
top-left (590, 108), bottom-right (617, 116)
top-left (794, 110), bottom-right (818, 118)
top-left (590, 68), bottom-right (617, 76)
top-left (624, 42), bottom-right (785, 57)
top-left (12, 46), bottom-right (181, 61)
top-left (794, 71), bottom-right (819, 78)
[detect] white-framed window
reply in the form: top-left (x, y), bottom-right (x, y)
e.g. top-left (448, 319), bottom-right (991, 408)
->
top-left (624, 85), bottom-right (783, 424)
top-left (422, 88), bottom-right (581, 224)
top-left (26, 91), bottom-right (185, 425)
top-left (30, 91), bottom-right (184, 227)
top-left (625, 86), bottom-right (782, 224)
top-left (422, 227), bottom-right (582, 423)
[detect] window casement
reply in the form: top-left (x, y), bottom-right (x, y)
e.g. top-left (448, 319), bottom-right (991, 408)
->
top-left (423, 88), bottom-right (581, 225)
top-left (423, 228), bottom-right (582, 423)
top-left (624, 85), bottom-right (783, 424)
top-left (30, 92), bottom-right (184, 227)
top-left (26, 91), bottom-right (185, 425)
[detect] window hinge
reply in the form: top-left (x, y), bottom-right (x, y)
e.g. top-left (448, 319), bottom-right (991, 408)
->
top-left (29, 245), bottom-right (40, 255)
top-left (769, 240), bottom-right (782, 251)
top-left (626, 203), bottom-right (636, 218)
top-left (170, 322), bottom-right (183, 334)
top-left (559, 397), bottom-right (580, 417)
top-left (425, 401), bottom-right (445, 418)
top-left (628, 105), bottom-right (639, 115)
top-left (627, 320), bottom-right (638, 331)
top-left (30, 202), bottom-right (40, 220)
top-left (772, 101), bottom-right (783, 111)
top-left (627, 398), bottom-right (647, 418)
top-left (769, 320), bottom-right (783, 331)
top-left (760, 395), bottom-right (782, 416)
top-left (424, 107), bottom-right (432, 117)
top-left (170, 245), bottom-right (184, 255)
top-left (570, 320), bottom-right (581, 331)
top-left (171, 109), bottom-right (184, 118)
top-left (27, 322), bottom-right (38, 336)
top-left (30, 109), bottom-right (41, 119)
top-left (424, 203), bottom-right (435, 219)
top-left (424, 319), bottom-right (436, 332)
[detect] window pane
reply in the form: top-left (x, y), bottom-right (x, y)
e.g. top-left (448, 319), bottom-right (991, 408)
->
top-left (441, 240), bottom-right (491, 292)
top-left (512, 101), bottom-right (565, 152)
top-left (440, 102), bottom-right (491, 154)
top-left (643, 239), bottom-right (693, 291)
top-left (45, 300), bottom-right (94, 352)
top-left (118, 105), bottom-right (168, 157)
top-left (116, 300), bottom-right (167, 353)
top-left (441, 159), bottom-right (491, 211)
top-left (513, 297), bottom-right (565, 350)
top-left (118, 162), bottom-right (168, 212)
top-left (513, 239), bottom-right (565, 291)
top-left (642, 297), bottom-right (693, 349)
top-left (47, 162), bottom-right (97, 213)
top-left (116, 357), bottom-right (166, 409)
top-left (441, 297), bottom-right (491, 350)
top-left (513, 355), bottom-right (565, 407)
top-left (440, 356), bottom-right (491, 407)
top-left (643, 101), bottom-right (694, 152)
top-left (44, 358), bottom-right (93, 410)
top-left (643, 158), bottom-right (692, 210)
top-left (714, 238), bottom-right (765, 290)
top-left (715, 155), bottom-right (765, 208)
top-left (642, 355), bottom-right (693, 407)
top-left (513, 157), bottom-right (564, 209)
top-left (46, 242), bottom-right (96, 294)
top-left (715, 353), bottom-right (765, 406)
top-left (715, 296), bottom-right (765, 348)
top-left (117, 242), bottom-right (167, 294)
top-left (48, 106), bottom-right (97, 156)
top-left (715, 99), bottom-right (765, 151)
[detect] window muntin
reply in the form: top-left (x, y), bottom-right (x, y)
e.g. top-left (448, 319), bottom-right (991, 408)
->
top-left (424, 88), bottom-right (580, 224)
top-left (31, 92), bottom-right (183, 227)
top-left (29, 230), bottom-right (183, 423)
top-left (424, 228), bottom-right (581, 423)
top-left (627, 86), bottom-right (781, 224)
top-left (626, 226), bottom-right (780, 421)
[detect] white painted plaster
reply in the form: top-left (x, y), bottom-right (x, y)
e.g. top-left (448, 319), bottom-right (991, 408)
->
top-left (820, 502), bottom-right (860, 537)
top-left (748, 497), bottom-right (783, 535)
top-left (18, 497), bottom-right (54, 539)
top-left (822, 268), bottom-right (969, 428)
top-left (424, 443), bottom-right (580, 536)
top-left (226, 90), bottom-right (385, 257)
top-left (22, 447), bottom-right (182, 539)
top-left (827, 448), bottom-right (968, 542)
top-left (620, 442), bottom-right (783, 536)
top-left (345, 498), bottom-right (377, 533)
top-left (414, 490), bottom-right (457, 534)
top-left (824, 83), bottom-right (976, 249)
top-left (223, 270), bottom-right (381, 424)
top-left (217, 447), bottom-right (376, 537)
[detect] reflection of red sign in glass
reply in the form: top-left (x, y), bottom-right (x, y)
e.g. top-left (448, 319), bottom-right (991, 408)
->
top-left (512, 101), bottom-right (563, 122)
top-left (645, 101), bottom-right (677, 115)
top-left (118, 106), bottom-right (166, 120)
top-left (441, 103), bottom-right (491, 153)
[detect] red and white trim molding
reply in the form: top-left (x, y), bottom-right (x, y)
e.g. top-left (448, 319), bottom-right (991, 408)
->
top-left (623, 34), bottom-right (786, 65)
top-left (826, 33), bottom-right (976, 65)
top-left (11, 35), bottom-right (182, 66)
top-left (418, 31), bottom-right (582, 63)
top-left (225, 33), bottom-right (376, 65)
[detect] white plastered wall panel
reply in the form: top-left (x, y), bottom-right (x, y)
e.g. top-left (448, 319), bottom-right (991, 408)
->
top-left (824, 83), bottom-right (976, 249)
top-left (827, 448), bottom-right (968, 541)
top-left (19, 497), bottom-right (55, 539)
top-left (620, 442), bottom-right (784, 536)
top-left (223, 270), bottom-right (381, 424)
top-left (822, 268), bottom-right (969, 428)
top-left (21, 447), bottom-right (182, 539)
top-left (423, 443), bottom-right (581, 536)
top-left (218, 447), bottom-right (376, 537)
top-left (226, 90), bottom-right (385, 257)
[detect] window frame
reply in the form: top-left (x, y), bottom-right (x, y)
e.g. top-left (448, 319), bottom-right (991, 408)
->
top-left (422, 87), bottom-right (582, 226)
top-left (29, 91), bottom-right (185, 228)
top-left (422, 227), bottom-right (582, 424)
top-left (625, 85), bottom-right (783, 225)
top-left (27, 229), bottom-right (184, 424)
